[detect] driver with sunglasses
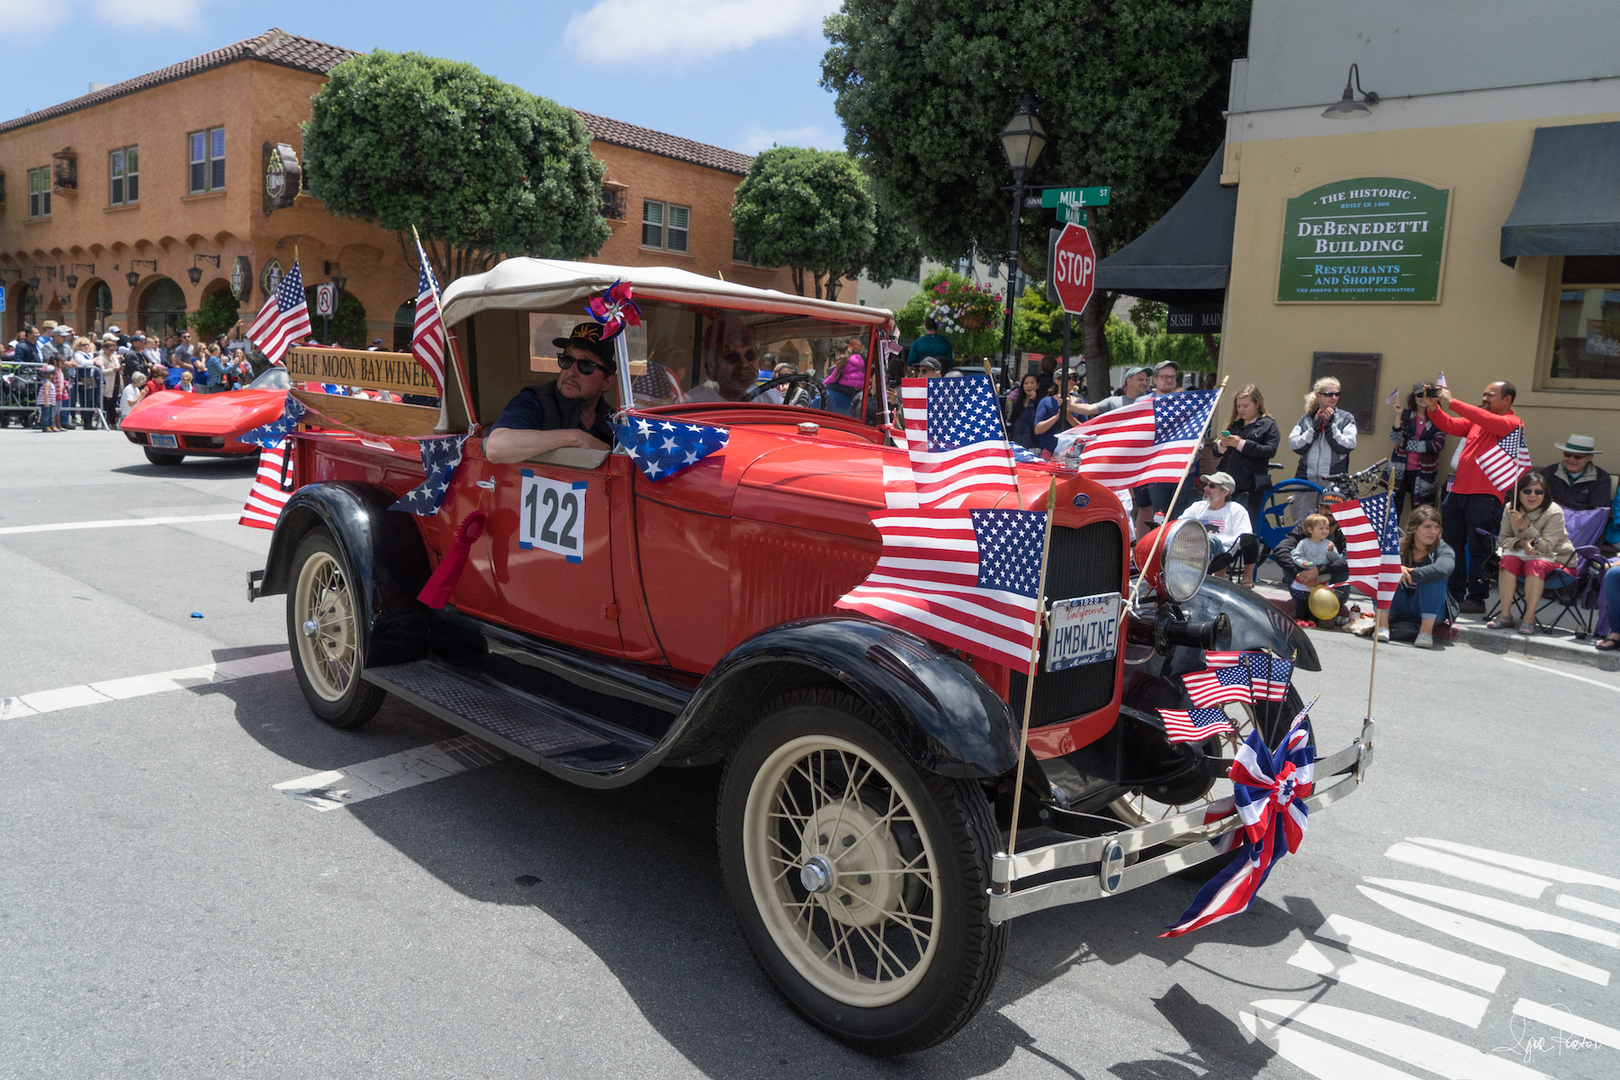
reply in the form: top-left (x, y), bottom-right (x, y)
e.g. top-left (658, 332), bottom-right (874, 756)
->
top-left (685, 316), bottom-right (764, 403)
top-left (485, 323), bottom-right (618, 464)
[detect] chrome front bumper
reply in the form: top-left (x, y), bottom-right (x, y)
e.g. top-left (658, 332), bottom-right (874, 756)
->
top-left (987, 719), bottom-right (1376, 923)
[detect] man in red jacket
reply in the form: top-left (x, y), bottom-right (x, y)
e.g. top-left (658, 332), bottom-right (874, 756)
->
top-left (1425, 380), bottom-right (1523, 611)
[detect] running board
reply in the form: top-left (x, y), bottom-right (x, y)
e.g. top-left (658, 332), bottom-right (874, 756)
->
top-left (364, 660), bottom-right (656, 784)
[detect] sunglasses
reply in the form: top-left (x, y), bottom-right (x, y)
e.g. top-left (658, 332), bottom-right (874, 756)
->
top-left (723, 348), bottom-right (758, 365)
top-left (557, 355), bottom-right (606, 376)
top-left (1522, 488), bottom-right (1545, 496)
top-left (1563, 452), bottom-right (1592, 459)
top-left (1318, 390), bottom-right (1340, 397)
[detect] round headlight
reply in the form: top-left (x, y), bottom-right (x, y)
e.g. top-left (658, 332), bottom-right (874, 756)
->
top-left (1159, 518), bottom-right (1210, 603)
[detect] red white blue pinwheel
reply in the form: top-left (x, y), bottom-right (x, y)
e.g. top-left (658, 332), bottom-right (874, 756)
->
top-left (586, 280), bottom-right (642, 341)
top-left (1162, 696), bottom-right (1318, 937)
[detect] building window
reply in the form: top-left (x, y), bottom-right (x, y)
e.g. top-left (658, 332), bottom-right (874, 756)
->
top-left (642, 199), bottom-right (689, 253)
top-left (27, 166), bottom-right (50, 218)
top-left (189, 127), bottom-right (225, 193)
top-left (601, 187), bottom-right (626, 220)
top-left (109, 146), bottom-right (138, 205)
top-left (897, 261), bottom-right (921, 283)
top-left (1545, 255), bottom-right (1620, 389)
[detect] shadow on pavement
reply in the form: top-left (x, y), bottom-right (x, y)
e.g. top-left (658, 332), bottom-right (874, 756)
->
top-left (110, 457), bottom-right (259, 480)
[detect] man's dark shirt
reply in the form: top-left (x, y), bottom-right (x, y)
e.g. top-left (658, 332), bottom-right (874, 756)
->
top-left (1539, 461), bottom-right (1614, 513)
top-left (491, 380), bottom-right (614, 446)
top-left (13, 340), bottom-right (40, 366)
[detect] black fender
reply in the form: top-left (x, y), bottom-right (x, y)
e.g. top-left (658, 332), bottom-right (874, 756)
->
top-left (664, 615), bottom-right (1020, 780)
top-left (258, 482), bottom-right (434, 668)
top-left (1180, 577), bottom-right (1320, 671)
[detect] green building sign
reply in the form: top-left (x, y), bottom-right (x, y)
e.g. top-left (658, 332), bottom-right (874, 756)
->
top-left (1277, 177), bottom-right (1451, 303)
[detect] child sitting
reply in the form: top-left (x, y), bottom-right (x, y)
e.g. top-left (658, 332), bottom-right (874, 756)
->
top-left (1289, 513), bottom-right (1349, 625)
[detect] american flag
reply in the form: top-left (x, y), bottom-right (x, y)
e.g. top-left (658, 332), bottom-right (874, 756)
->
top-left (239, 443), bottom-right (294, 530)
top-left (1163, 710), bottom-right (1315, 937)
top-left (1203, 651), bottom-right (1244, 668)
top-left (247, 260), bottom-right (311, 365)
top-left (411, 237), bottom-right (447, 391)
top-left (1159, 707), bottom-right (1235, 744)
top-left (1076, 389), bottom-right (1219, 489)
top-left (388, 435), bottom-right (469, 516)
top-left (1328, 494), bottom-right (1402, 610)
top-left (613, 415), bottom-right (729, 481)
top-left (899, 375), bottom-right (1019, 508)
top-left (836, 507), bottom-right (1047, 670)
top-left (239, 394), bottom-right (306, 449)
top-left (1476, 425), bottom-right (1532, 493)
top-left (1184, 663), bottom-right (1253, 707)
top-left (1239, 652), bottom-right (1294, 702)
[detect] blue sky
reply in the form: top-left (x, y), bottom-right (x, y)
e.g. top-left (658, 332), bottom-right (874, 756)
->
top-left (0, 0), bottom-right (847, 157)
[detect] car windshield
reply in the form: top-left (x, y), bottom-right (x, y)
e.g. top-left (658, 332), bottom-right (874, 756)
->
top-left (247, 367), bottom-right (290, 391)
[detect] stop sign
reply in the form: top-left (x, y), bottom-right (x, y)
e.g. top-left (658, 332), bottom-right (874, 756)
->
top-left (1052, 223), bottom-right (1096, 316)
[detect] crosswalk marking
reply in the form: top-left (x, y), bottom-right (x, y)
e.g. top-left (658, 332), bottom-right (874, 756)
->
top-left (1365, 877), bottom-right (1620, 948)
top-left (1512, 998), bottom-right (1620, 1052)
top-left (1315, 913), bottom-right (1504, 992)
top-left (273, 736), bottom-right (506, 811)
top-left (0, 512), bottom-right (241, 536)
top-left (1558, 893), bottom-right (1620, 924)
top-left (3, 651), bottom-right (293, 718)
top-left (1358, 885), bottom-right (1611, 986)
top-left (1249, 1000), bottom-right (1552, 1080)
top-left (1408, 836), bottom-right (1620, 894)
top-left (1240, 1010), bottom-right (1424, 1080)
top-left (1384, 842), bottom-right (1550, 899)
top-left (1286, 940), bottom-right (1490, 1027)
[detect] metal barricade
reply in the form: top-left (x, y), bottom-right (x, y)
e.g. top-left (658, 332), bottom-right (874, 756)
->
top-left (62, 366), bottom-right (114, 430)
top-left (1, 362), bottom-right (45, 428)
top-left (0, 364), bottom-right (117, 429)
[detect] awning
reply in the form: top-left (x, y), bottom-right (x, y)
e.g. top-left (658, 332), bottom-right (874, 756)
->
top-left (1094, 144), bottom-right (1236, 303)
top-left (1501, 121), bottom-right (1620, 267)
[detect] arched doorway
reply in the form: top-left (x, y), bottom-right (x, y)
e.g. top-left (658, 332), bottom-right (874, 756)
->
top-left (393, 300), bottom-right (415, 352)
top-left (138, 277), bottom-right (187, 340)
top-left (82, 280), bottom-right (114, 337)
top-left (3, 283), bottom-right (32, 339)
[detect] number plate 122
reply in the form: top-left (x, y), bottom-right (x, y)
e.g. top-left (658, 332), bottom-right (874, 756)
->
top-left (519, 472), bottom-right (586, 563)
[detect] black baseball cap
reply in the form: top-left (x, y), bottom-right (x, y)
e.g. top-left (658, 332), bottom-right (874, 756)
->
top-left (552, 322), bottom-right (614, 363)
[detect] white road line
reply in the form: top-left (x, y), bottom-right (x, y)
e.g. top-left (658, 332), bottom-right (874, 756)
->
top-left (0, 512), bottom-right (241, 536)
top-left (273, 736), bottom-right (506, 811)
top-left (2, 651), bottom-right (291, 718)
top-left (1359, 886), bottom-right (1610, 986)
top-left (1384, 841), bottom-right (1550, 899)
top-left (1559, 894), bottom-right (1620, 924)
top-left (1240, 1010), bottom-right (1422, 1080)
top-left (1365, 877), bottom-right (1619, 948)
top-left (1316, 913), bottom-right (1505, 992)
top-left (1407, 837), bottom-right (1620, 894)
top-left (1512, 998), bottom-right (1620, 1052)
top-left (1497, 653), bottom-right (1620, 693)
top-left (1248, 1000), bottom-right (1551, 1080)
top-left (1286, 940), bottom-right (1490, 1027)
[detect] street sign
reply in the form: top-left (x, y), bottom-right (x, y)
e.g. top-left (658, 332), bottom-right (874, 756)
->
top-left (1051, 223), bottom-right (1096, 316)
top-left (1042, 186), bottom-right (1110, 209)
top-left (1057, 205), bottom-right (1088, 226)
top-left (315, 283), bottom-right (336, 317)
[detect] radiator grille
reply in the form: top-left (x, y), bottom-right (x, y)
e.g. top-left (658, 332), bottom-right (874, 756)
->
top-left (1008, 521), bottom-right (1125, 728)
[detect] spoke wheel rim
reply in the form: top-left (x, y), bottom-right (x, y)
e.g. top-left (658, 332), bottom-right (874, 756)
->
top-left (1109, 699), bottom-right (1274, 837)
top-left (742, 734), bottom-right (941, 1007)
top-left (294, 550), bottom-right (358, 702)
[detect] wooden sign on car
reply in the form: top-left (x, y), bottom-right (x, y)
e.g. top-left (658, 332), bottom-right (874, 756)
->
top-left (285, 346), bottom-right (440, 397)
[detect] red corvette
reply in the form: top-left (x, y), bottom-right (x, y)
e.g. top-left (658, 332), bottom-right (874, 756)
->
top-left (121, 367), bottom-right (292, 465)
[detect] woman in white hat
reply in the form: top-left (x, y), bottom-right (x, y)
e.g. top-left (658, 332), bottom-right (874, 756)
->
top-left (1537, 434), bottom-right (1609, 512)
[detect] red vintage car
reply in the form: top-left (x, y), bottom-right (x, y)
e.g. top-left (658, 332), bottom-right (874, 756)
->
top-left (121, 366), bottom-right (292, 465)
top-left (247, 261), bottom-right (1374, 1055)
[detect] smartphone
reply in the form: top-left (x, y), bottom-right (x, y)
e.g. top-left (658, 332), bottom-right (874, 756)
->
top-left (1219, 430), bottom-right (1231, 437)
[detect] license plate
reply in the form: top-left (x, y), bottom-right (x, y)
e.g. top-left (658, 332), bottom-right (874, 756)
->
top-left (1046, 592), bottom-right (1122, 672)
top-left (150, 433), bottom-right (178, 448)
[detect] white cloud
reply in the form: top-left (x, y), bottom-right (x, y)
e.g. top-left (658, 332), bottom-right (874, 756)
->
top-left (737, 125), bottom-right (833, 153)
top-left (0, 0), bottom-right (68, 29)
top-left (564, 0), bottom-right (840, 66)
top-left (93, 0), bottom-right (210, 30)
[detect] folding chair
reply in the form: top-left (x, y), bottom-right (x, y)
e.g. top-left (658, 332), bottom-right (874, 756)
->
top-left (1496, 507), bottom-right (1609, 637)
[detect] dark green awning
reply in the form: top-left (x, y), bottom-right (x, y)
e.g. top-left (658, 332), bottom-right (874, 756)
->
top-left (1501, 121), bottom-right (1620, 267)
top-left (1095, 144), bottom-right (1236, 303)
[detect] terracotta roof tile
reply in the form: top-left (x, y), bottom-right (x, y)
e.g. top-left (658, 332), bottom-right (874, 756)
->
top-left (0, 29), bottom-right (359, 135)
top-left (575, 110), bottom-right (753, 176)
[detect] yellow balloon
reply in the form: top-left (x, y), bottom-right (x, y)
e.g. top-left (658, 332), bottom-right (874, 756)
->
top-left (1308, 585), bottom-right (1341, 621)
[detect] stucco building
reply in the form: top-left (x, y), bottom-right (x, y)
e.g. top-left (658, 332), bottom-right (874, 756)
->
top-left (1, 28), bottom-right (799, 349)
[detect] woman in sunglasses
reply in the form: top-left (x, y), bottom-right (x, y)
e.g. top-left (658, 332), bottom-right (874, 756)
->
top-left (1486, 472), bottom-right (1577, 634)
top-left (1287, 376), bottom-right (1357, 514)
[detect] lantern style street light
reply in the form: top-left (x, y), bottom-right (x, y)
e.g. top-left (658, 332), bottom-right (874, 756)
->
top-left (1323, 63), bottom-right (1379, 119)
top-left (187, 253), bottom-right (221, 286)
top-left (126, 259), bottom-right (157, 288)
top-left (997, 96), bottom-right (1047, 378)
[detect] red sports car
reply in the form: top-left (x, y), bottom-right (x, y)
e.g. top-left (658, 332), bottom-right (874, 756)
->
top-left (121, 367), bottom-right (291, 465)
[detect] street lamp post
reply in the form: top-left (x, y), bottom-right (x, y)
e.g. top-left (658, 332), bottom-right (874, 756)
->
top-left (997, 96), bottom-right (1047, 388)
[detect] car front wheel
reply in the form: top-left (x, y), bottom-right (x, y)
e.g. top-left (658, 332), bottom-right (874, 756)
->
top-left (718, 689), bottom-right (1006, 1056)
top-left (143, 446), bottom-right (185, 465)
top-left (286, 529), bottom-right (385, 729)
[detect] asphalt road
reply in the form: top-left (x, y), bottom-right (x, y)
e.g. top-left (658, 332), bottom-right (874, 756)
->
top-left (3, 426), bottom-right (1617, 1079)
